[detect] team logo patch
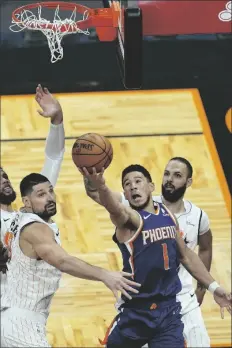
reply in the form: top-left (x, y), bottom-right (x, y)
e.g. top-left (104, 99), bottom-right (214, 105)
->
top-left (4, 231), bottom-right (14, 253)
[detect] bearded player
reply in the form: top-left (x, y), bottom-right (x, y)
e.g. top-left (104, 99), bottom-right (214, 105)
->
top-left (0, 84), bottom-right (65, 296)
top-left (1, 173), bottom-right (141, 347)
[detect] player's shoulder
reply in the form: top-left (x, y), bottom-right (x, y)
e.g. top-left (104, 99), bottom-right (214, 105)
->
top-left (1, 209), bottom-right (17, 221)
top-left (17, 212), bottom-right (47, 229)
top-left (183, 199), bottom-right (207, 217)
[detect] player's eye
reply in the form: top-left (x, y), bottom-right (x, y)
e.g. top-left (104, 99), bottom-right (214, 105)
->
top-left (175, 174), bottom-right (181, 178)
top-left (38, 192), bottom-right (45, 197)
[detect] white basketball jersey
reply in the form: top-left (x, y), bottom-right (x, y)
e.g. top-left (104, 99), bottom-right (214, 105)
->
top-left (1, 212), bottom-right (62, 316)
top-left (121, 193), bottom-right (210, 295)
top-left (1, 209), bottom-right (17, 245)
top-left (0, 209), bottom-right (17, 300)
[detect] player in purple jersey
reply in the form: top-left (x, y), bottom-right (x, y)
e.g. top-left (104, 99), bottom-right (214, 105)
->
top-left (80, 164), bottom-right (231, 348)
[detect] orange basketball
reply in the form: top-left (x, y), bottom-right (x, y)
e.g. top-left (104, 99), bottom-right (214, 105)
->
top-left (72, 133), bottom-right (113, 173)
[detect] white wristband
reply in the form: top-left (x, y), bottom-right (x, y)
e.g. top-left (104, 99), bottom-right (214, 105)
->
top-left (208, 281), bottom-right (220, 294)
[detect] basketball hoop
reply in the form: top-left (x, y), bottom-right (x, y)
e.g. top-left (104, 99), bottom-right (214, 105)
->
top-left (10, 1), bottom-right (120, 63)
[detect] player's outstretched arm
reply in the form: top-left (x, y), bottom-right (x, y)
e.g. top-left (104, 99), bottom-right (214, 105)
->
top-left (176, 230), bottom-right (231, 318)
top-left (36, 84), bottom-right (65, 187)
top-left (80, 167), bottom-right (141, 230)
top-left (80, 169), bottom-right (122, 206)
top-left (22, 222), bottom-right (141, 301)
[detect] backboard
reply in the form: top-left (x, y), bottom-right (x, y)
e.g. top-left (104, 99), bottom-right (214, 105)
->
top-left (103, 0), bottom-right (143, 89)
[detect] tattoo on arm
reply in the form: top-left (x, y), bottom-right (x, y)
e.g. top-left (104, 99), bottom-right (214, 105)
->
top-left (84, 177), bottom-right (98, 192)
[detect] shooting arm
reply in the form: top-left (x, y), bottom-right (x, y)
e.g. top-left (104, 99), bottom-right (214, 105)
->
top-left (83, 176), bottom-right (122, 206)
top-left (23, 223), bottom-right (107, 281)
top-left (97, 184), bottom-right (140, 229)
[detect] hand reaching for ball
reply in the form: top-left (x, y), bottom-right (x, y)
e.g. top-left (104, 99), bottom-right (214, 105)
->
top-left (79, 167), bottom-right (106, 190)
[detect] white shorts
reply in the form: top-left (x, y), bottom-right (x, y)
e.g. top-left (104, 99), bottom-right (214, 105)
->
top-left (178, 291), bottom-right (210, 348)
top-left (1, 307), bottom-right (50, 348)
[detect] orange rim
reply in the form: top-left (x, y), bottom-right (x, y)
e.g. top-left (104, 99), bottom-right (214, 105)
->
top-left (12, 1), bottom-right (120, 33)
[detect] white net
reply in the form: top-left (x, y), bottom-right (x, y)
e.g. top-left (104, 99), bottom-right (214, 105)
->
top-left (9, 5), bottom-right (90, 63)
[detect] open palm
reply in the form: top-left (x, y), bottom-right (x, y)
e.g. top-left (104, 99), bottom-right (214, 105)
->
top-left (79, 167), bottom-right (105, 189)
top-left (213, 287), bottom-right (232, 318)
top-left (35, 84), bottom-right (61, 118)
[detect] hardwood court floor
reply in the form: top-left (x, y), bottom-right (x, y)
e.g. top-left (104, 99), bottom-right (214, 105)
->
top-left (1, 90), bottom-right (231, 347)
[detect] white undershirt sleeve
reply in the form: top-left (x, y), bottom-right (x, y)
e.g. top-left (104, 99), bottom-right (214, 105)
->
top-left (40, 122), bottom-right (65, 187)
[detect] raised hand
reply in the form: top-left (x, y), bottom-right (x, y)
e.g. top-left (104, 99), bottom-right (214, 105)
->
top-left (213, 287), bottom-right (232, 318)
top-left (78, 167), bottom-right (105, 190)
top-left (101, 270), bottom-right (141, 301)
top-left (35, 84), bottom-right (63, 123)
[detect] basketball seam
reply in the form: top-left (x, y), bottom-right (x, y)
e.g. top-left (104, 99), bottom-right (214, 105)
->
top-left (99, 134), bottom-right (107, 151)
top-left (84, 150), bottom-right (109, 169)
top-left (83, 143), bottom-right (113, 169)
top-left (102, 144), bottom-right (113, 168)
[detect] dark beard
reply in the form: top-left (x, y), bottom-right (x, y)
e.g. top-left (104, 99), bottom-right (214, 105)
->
top-left (0, 190), bottom-right (17, 205)
top-left (162, 184), bottom-right (187, 203)
top-left (32, 202), bottom-right (57, 221)
top-left (129, 196), bottom-right (151, 211)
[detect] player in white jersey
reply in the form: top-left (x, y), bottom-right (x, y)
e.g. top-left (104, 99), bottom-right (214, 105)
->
top-left (1, 173), bottom-right (141, 347)
top-left (0, 84), bottom-right (65, 295)
top-left (80, 158), bottom-right (217, 347)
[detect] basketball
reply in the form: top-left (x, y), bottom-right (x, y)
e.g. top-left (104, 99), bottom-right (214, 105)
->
top-left (72, 133), bottom-right (113, 173)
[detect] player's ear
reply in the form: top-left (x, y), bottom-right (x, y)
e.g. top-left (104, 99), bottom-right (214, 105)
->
top-left (149, 182), bottom-right (155, 192)
top-left (22, 196), bottom-right (31, 208)
top-left (186, 177), bottom-right (192, 188)
top-left (123, 189), bottom-right (129, 200)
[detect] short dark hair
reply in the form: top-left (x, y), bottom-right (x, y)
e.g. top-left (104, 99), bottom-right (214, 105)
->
top-left (122, 164), bottom-right (152, 186)
top-left (170, 157), bottom-right (193, 178)
top-left (20, 173), bottom-right (49, 197)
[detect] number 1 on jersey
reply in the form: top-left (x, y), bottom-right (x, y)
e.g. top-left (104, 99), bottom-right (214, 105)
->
top-left (162, 243), bottom-right (170, 270)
